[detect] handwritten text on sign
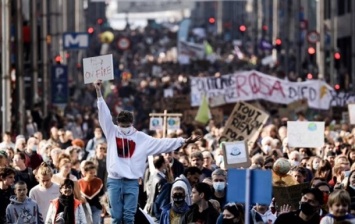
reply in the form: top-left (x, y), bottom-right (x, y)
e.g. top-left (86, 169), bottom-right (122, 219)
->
top-left (190, 70), bottom-right (355, 109)
top-left (83, 54), bottom-right (114, 84)
top-left (219, 102), bottom-right (269, 143)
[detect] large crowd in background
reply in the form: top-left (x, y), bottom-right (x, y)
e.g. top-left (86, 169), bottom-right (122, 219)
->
top-left (1, 24), bottom-right (355, 224)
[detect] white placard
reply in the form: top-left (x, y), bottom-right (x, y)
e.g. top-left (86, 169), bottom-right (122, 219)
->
top-left (348, 104), bottom-right (355, 124)
top-left (83, 54), bottom-right (114, 84)
top-left (287, 121), bottom-right (325, 148)
top-left (167, 117), bottom-right (180, 131)
top-left (222, 141), bottom-right (250, 169)
top-left (149, 117), bottom-right (163, 131)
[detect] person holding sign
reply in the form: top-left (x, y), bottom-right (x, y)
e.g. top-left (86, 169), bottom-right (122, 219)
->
top-left (274, 188), bottom-right (323, 224)
top-left (93, 80), bottom-right (200, 224)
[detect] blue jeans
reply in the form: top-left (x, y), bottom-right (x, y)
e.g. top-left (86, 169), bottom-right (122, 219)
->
top-left (90, 205), bottom-right (102, 224)
top-left (107, 178), bottom-right (139, 224)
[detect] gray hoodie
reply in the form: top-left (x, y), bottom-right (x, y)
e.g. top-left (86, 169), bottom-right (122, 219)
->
top-left (6, 196), bottom-right (43, 224)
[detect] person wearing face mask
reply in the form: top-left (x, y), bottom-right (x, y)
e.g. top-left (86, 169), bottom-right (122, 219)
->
top-left (159, 182), bottom-right (190, 224)
top-left (45, 179), bottom-right (87, 224)
top-left (274, 188), bottom-right (323, 224)
top-left (94, 80), bottom-right (201, 224)
top-left (211, 169), bottom-right (227, 207)
top-left (221, 203), bottom-right (243, 224)
top-left (144, 155), bottom-right (168, 216)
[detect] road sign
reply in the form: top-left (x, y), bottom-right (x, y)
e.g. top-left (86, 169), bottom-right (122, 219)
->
top-left (117, 37), bottom-right (131, 50)
top-left (63, 32), bottom-right (89, 50)
top-left (307, 31), bottom-right (320, 44)
top-left (51, 65), bottom-right (68, 105)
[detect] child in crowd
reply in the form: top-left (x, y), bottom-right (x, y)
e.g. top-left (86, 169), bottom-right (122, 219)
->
top-left (6, 181), bottom-right (43, 223)
top-left (320, 190), bottom-right (355, 223)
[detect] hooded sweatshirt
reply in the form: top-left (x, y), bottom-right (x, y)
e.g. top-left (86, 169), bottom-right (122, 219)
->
top-left (6, 196), bottom-right (43, 224)
top-left (97, 97), bottom-right (185, 179)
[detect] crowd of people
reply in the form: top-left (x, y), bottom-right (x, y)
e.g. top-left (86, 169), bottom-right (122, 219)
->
top-left (1, 22), bottom-right (355, 224)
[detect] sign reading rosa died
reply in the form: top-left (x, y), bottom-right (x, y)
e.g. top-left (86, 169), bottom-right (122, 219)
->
top-left (190, 70), bottom-right (355, 109)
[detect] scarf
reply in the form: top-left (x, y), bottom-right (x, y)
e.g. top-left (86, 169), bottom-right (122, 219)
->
top-left (171, 202), bottom-right (190, 214)
top-left (58, 194), bottom-right (75, 224)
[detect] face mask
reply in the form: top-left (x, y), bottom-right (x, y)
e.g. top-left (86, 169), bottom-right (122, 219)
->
top-left (172, 193), bottom-right (185, 205)
top-left (222, 218), bottom-right (235, 224)
top-left (32, 145), bottom-right (37, 152)
top-left (300, 202), bottom-right (317, 216)
top-left (313, 163), bottom-right (319, 170)
top-left (263, 145), bottom-right (271, 154)
top-left (120, 126), bottom-right (132, 135)
top-left (213, 182), bottom-right (226, 192)
top-left (290, 160), bottom-right (300, 167)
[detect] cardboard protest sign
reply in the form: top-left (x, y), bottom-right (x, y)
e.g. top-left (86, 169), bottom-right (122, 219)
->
top-left (219, 102), bottom-right (269, 144)
top-left (287, 121), bottom-right (325, 148)
top-left (222, 141), bottom-right (251, 169)
top-left (348, 104), bottom-right (355, 124)
top-left (83, 54), bottom-right (114, 84)
top-left (273, 183), bottom-right (309, 210)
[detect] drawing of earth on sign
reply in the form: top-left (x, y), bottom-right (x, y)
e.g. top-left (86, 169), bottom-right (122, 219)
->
top-left (230, 147), bottom-right (241, 156)
top-left (308, 123), bottom-right (317, 131)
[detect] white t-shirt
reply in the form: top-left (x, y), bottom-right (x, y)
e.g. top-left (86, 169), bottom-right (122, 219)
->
top-left (29, 183), bottom-right (60, 219)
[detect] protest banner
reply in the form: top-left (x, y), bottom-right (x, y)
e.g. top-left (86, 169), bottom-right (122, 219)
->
top-left (273, 183), bottom-right (309, 210)
top-left (222, 141), bottom-right (251, 169)
top-left (348, 104), bottom-right (355, 124)
top-left (83, 54), bottom-right (113, 84)
top-left (190, 70), bottom-right (355, 109)
top-left (167, 117), bottom-right (181, 131)
top-left (209, 95), bottom-right (226, 107)
top-left (219, 102), bottom-right (269, 145)
top-left (287, 121), bottom-right (325, 148)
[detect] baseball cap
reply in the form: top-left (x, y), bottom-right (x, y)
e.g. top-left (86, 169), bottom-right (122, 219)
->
top-left (302, 188), bottom-right (323, 205)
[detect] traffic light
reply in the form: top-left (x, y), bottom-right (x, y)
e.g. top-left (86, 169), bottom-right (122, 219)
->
top-left (97, 18), bottom-right (104, 25)
top-left (55, 55), bottom-right (62, 64)
top-left (262, 25), bottom-right (268, 31)
top-left (334, 51), bottom-right (341, 69)
top-left (239, 25), bottom-right (247, 32)
top-left (308, 47), bottom-right (316, 64)
top-left (334, 84), bottom-right (340, 91)
top-left (275, 38), bottom-right (282, 51)
top-left (87, 27), bottom-right (95, 34)
top-left (208, 17), bottom-right (216, 24)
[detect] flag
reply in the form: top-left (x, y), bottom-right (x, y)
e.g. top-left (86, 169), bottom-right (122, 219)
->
top-left (195, 95), bottom-right (211, 124)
